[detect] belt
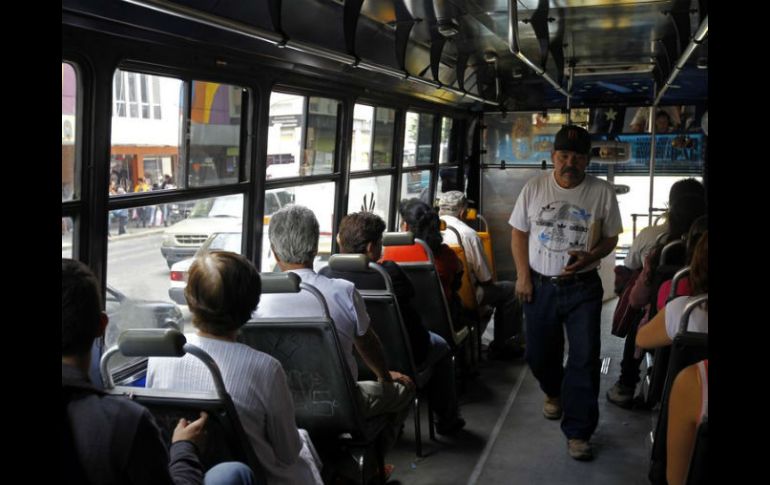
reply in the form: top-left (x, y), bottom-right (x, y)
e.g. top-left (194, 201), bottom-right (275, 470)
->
top-left (531, 269), bottom-right (598, 286)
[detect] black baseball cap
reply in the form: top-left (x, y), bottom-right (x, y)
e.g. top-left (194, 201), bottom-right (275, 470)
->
top-left (553, 125), bottom-right (591, 155)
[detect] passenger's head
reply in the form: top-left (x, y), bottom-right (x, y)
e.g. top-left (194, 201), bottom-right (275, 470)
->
top-left (268, 205), bottom-right (319, 266)
top-left (689, 231), bottom-right (708, 295)
top-left (338, 212), bottom-right (386, 261)
top-left (551, 125), bottom-right (591, 189)
top-left (184, 251), bottom-right (261, 336)
top-left (685, 215), bottom-right (708, 263)
top-left (655, 110), bottom-right (672, 132)
top-left (437, 190), bottom-right (470, 218)
top-left (399, 198), bottom-right (443, 253)
top-left (668, 178), bottom-right (705, 207)
top-left (667, 194), bottom-right (706, 241)
top-left (62, 259), bottom-right (107, 356)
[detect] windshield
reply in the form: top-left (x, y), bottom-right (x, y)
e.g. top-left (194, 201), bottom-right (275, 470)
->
top-left (203, 233), bottom-right (242, 253)
top-left (208, 194), bottom-right (244, 218)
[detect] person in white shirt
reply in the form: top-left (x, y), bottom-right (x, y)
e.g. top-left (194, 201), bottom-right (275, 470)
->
top-left (255, 205), bottom-right (415, 481)
top-left (509, 124), bottom-right (623, 461)
top-left (438, 190), bottom-right (523, 360)
top-left (147, 251), bottom-right (323, 485)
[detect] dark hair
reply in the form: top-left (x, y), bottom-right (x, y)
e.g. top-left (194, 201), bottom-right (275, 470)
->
top-left (644, 194), bottom-right (706, 286)
top-left (667, 194), bottom-right (706, 241)
top-left (399, 198), bottom-right (443, 253)
top-left (338, 212), bottom-right (386, 254)
top-left (655, 110), bottom-right (672, 123)
top-left (62, 259), bottom-right (103, 355)
top-left (185, 251), bottom-right (261, 335)
top-left (668, 178), bottom-right (705, 206)
top-left (685, 215), bottom-right (708, 263)
top-left (689, 230), bottom-right (708, 295)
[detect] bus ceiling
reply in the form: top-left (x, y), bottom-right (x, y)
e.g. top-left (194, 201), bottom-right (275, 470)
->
top-left (63, 0), bottom-right (707, 111)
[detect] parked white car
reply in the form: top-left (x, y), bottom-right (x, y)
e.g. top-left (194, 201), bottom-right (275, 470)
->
top-left (169, 229), bottom-right (330, 305)
top-left (161, 191), bottom-right (293, 268)
top-left (168, 231), bottom-right (243, 304)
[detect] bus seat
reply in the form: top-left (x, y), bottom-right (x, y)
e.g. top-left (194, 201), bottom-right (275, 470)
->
top-left (685, 419), bottom-right (708, 485)
top-left (648, 295), bottom-right (708, 485)
top-left (643, 259), bottom-right (689, 409)
top-left (446, 244), bottom-right (477, 311)
top-left (383, 236), bottom-right (468, 348)
top-left (99, 329), bottom-right (266, 483)
top-left (323, 254), bottom-right (439, 457)
top-left (240, 276), bottom-right (388, 483)
top-left (463, 210), bottom-right (497, 280)
top-left (381, 231), bottom-right (428, 263)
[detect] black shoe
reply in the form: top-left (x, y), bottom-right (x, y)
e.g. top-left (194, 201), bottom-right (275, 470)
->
top-left (436, 416), bottom-right (466, 436)
top-left (606, 382), bottom-right (635, 409)
top-left (488, 341), bottom-right (525, 361)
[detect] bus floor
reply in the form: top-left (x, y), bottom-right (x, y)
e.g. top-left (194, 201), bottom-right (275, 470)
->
top-left (385, 298), bottom-right (654, 485)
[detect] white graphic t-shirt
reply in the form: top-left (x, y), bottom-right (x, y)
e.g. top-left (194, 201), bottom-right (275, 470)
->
top-left (509, 170), bottom-right (623, 276)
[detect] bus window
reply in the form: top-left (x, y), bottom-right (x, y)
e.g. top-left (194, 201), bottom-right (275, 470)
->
top-left (111, 70), bottom-right (185, 193)
top-left (348, 175), bottom-right (392, 222)
top-left (268, 92), bottom-right (340, 178)
top-left (403, 112), bottom-right (434, 167)
top-left (439, 117), bottom-right (453, 165)
top-left (189, 82), bottom-right (244, 187)
top-left (62, 62), bottom-right (78, 203)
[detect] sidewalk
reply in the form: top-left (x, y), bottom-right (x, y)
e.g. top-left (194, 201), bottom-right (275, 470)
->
top-left (61, 225), bottom-right (167, 251)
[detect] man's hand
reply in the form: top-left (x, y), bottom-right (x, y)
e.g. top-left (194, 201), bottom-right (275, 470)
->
top-left (172, 411), bottom-right (208, 448)
top-left (515, 277), bottom-right (533, 303)
top-left (387, 371), bottom-right (414, 389)
top-left (563, 250), bottom-right (593, 274)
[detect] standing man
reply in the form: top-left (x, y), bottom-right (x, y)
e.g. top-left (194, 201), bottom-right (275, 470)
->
top-left (509, 125), bottom-right (622, 461)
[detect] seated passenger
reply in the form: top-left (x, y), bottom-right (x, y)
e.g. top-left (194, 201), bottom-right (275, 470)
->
top-left (666, 359), bottom-right (708, 485)
top-left (438, 190), bottom-right (524, 360)
top-left (607, 180), bottom-right (704, 408)
top-left (254, 205), bottom-right (415, 478)
top-left (320, 211), bottom-right (465, 435)
top-left (636, 231), bottom-right (708, 349)
top-left (396, 198), bottom-right (464, 314)
top-left (655, 215), bottom-right (708, 310)
top-left (147, 251), bottom-right (322, 485)
top-left (62, 258), bottom-right (254, 485)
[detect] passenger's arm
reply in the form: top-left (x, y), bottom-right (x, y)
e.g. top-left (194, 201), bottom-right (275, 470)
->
top-left (168, 413), bottom-right (207, 485)
top-left (666, 365), bottom-right (700, 485)
top-left (354, 327), bottom-right (393, 383)
top-left (510, 228), bottom-right (532, 302)
top-left (636, 307), bottom-right (672, 349)
top-left (127, 409), bottom-right (204, 485)
top-left (265, 364), bottom-right (303, 466)
top-left (469, 236), bottom-right (494, 284)
top-left (564, 235), bottom-right (618, 273)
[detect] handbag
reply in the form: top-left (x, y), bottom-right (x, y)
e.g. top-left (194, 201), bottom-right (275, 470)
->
top-left (611, 268), bottom-right (643, 338)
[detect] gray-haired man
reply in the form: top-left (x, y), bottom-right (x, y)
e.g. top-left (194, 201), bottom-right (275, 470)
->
top-left (255, 205), bottom-right (415, 476)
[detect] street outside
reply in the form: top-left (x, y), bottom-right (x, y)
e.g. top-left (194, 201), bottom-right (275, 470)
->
top-left (63, 228), bottom-right (195, 330)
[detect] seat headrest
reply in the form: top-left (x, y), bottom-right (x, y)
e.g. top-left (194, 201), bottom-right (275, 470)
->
top-left (328, 254), bottom-right (369, 272)
top-left (260, 272), bottom-right (302, 294)
top-left (382, 231), bottom-right (414, 247)
top-left (118, 329), bottom-right (186, 357)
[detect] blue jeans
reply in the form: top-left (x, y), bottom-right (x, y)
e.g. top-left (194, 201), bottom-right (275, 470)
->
top-left (523, 270), bottom-right (603, 440)
top-left (479, 280), bottom-right (522, 344)
top-left (420, 331), bottom-right (458, 421)
top-left (205, 462), bottom-right (256, 485)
